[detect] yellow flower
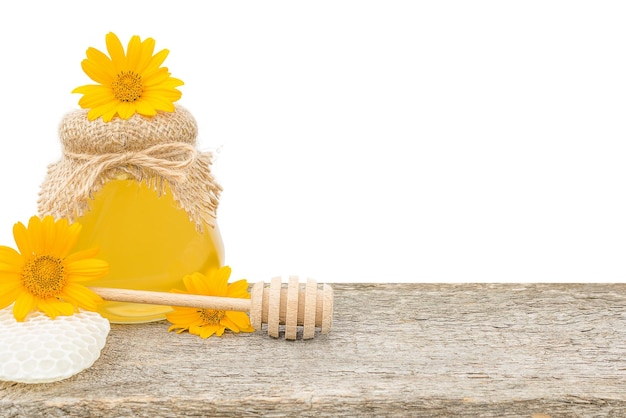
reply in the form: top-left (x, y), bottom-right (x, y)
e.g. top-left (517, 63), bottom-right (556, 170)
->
top-left (166, 266), bottom-right (254, 339)
top-left (72, 32), bottom-right (184, 122)
top-left (0, 216), bottom-right (109, 321)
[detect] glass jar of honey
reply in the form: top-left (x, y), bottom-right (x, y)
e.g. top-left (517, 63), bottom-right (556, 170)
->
top-left (39, 106), bottom-right (223, 323)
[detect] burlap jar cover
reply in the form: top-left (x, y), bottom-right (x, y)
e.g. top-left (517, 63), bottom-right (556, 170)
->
top-left (38, 105), bottom-right (221, 230)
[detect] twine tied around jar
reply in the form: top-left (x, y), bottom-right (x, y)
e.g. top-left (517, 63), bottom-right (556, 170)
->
top-left (65, 142), bottom-right (198, 190)
top-left (38, 106), bottom-right (222, 231)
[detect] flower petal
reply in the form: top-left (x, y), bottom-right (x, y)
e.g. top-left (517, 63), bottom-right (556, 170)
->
top-left (61, 283), bottom-right (102, 311)
top-left (166, 309), bottom-right (202, 323)
top-left (137, 95), bottom-right (175, 113)
top-left (199, 325), bottom-right (221, 339)
top-left (40, 215), bottom-right (58, 255)
top-left (183, 272), bottom-right (209, 295)
top-left (38, 299), bottom-right (75, 319)
top-left (143, 48), bottom-right (169, 75)
top-left (47, 217), bottom-right (70, 256)
top-left (142, 88), bottom-right (182, 102)
top-left (151, 90), bottom-right (179, 102)
top-left (0, 285), bottom-right (21, 310)
top-left (189, 324), bottom-right (202, 337)
top-left (88, 100), bottom-right (120, 121)
top-left (63, 247), bottom-right (99, 265)
top-left (168, 324), bottom-right (189, 333)
top-left (0, 246), bottom-right (24, 272)
top-left (125, 35), bottom-right (142, 70)
top-left (55, 222), bottom-right (82, 259)
top-left (0, 272), bottom-right (20, 286)
top-left (76, 85), bottom-right (116, 109)
top-left (227, 279), bottom-right (250, 298)
top-left (158, 77), bottom-right (185, 89)
top-left (117, 101), bottom-right (137, 120)
top-left (166, 312), bottom-right (203, 327)
top-left (85, 47), bottom-right (116, 77)
top-left (220, 316), bottom-right (240, 333)
top-left (26, 216), bottom-right (45, 254)
top-left (13, 291), bottom-right (36, 321)
top-left (106, 32), bottom-right (126, 72)
top-left (12, 221), bottom-right (32, 257)
top-left (65, 258), bottom-right (109, 278)
top-left (101, 109), bottom-right (120, 123)
top-left (142, 68), bottom-right (170, 87)
top-left (134, 100), bottom-right (158, 117)
top-left (212, 267), bottom-right (231, 296)
top-left (82, 58), bottom-right (114, 85)
top-left (225, 310), bottom-right (254, 331)
top-left (135, 37), bottom-right (156, 74)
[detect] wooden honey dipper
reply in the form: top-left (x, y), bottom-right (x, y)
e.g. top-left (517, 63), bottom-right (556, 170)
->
top-left (90, 277), bottom-right (333, 340)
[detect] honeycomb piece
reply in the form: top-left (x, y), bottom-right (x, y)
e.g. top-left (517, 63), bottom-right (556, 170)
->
top-left (0, 306), bottom-right (110, 384)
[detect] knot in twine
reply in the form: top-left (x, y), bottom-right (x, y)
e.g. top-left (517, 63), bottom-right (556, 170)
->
top-left (65, 142), bottom-right (198, 190)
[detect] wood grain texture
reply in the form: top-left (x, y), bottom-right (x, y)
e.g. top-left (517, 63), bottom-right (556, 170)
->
top-left (2, 283), bottom-right (626, 417)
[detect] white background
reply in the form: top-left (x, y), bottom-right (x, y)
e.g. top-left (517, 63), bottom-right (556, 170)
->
top-left (0, 1), bottom-right (624, 283)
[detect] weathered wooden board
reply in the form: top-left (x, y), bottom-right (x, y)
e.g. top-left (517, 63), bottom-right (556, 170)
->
top-left (2, 283), bottom-right (626, 417)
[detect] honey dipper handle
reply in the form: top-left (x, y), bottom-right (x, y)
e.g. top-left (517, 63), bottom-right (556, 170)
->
top-left (89, 287), bottom-right (252, 312)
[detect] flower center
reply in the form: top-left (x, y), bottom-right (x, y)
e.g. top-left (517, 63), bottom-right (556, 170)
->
top-left (199, 309), bottom-right (225, 325)
top-left (112, 71), bottom-right (143, 102)
top-left (22, 255), bottom-right (66, 299)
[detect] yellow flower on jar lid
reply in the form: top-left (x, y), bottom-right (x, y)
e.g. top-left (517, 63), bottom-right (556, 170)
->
top-left (0, 216), bottom-right (109, 321)
top-left (72, 32), bottom-right (184, 122)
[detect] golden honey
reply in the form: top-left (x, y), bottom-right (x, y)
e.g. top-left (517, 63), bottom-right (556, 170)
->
top-left (73, 178), bottom-right (224, 323)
